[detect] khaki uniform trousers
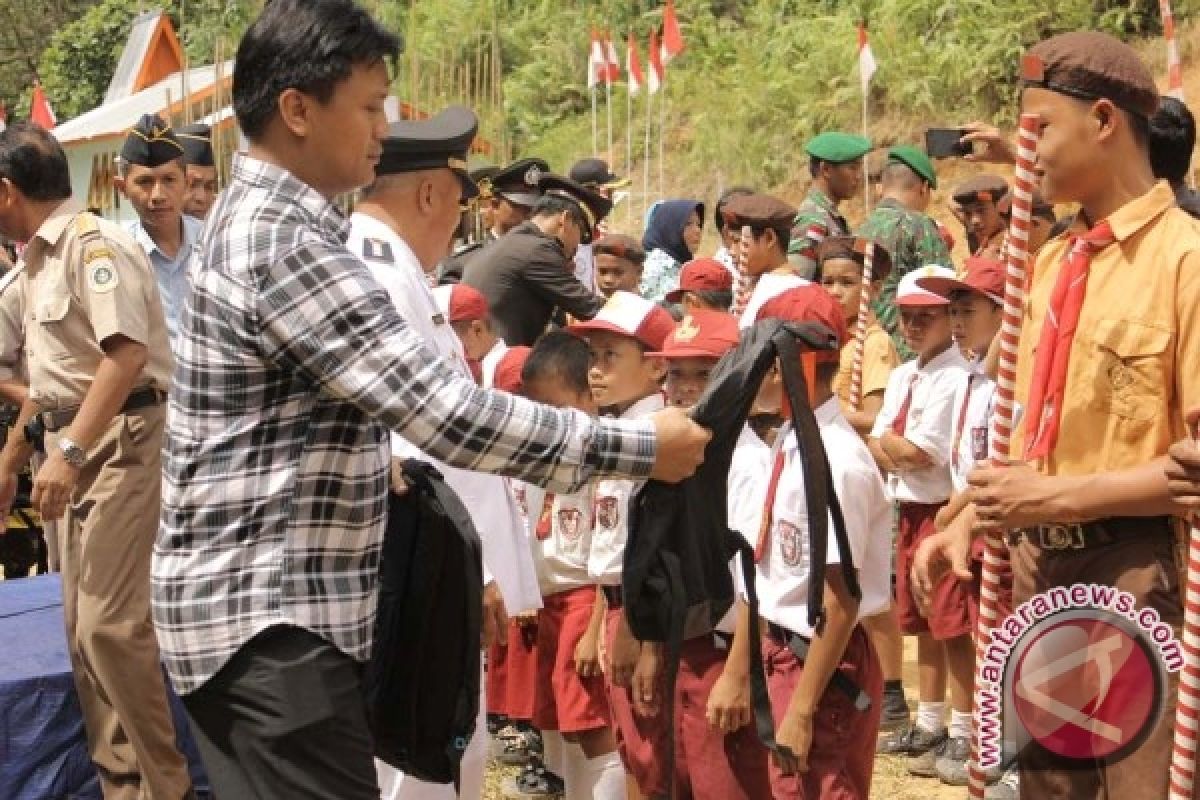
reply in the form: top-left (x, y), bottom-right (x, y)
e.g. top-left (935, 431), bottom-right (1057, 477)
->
top-left (52, 403), bottom-right (190, 800)
top-left (1011, 524), bottom-right (1194, 800)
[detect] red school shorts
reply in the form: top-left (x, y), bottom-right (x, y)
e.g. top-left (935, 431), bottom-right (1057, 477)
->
top-left (894, 501), bottom-right (975, 639)
top-left (486, 619), bottom-right (539, 721)
top-left (532, 586), bottom-right (611, 733)
top-left (604, 605), bottom-right (671, 797)
top-left (674, 632), bottom-right (771, 800)
top-left (764, 624), bottom-right (883, 799)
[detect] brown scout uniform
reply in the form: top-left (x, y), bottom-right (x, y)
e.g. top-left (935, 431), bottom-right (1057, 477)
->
top-left (17, 199), bottom-right (184, 799)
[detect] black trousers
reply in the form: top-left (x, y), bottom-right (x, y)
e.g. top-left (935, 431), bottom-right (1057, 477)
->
top-left (182, 625), bottom-right (380, 800)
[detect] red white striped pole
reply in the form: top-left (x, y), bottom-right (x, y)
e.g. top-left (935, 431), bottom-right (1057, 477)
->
top-left (848, 241), bottom-right (875, 412)
top-left (1170, 429), bottom-right (1200, 799)
top-left (967, 112), bottom-right (1040, 799)
top-left (731, 224), bottom-right (755, 319)
top-left (1162, 0), bottom-right (1186, 101)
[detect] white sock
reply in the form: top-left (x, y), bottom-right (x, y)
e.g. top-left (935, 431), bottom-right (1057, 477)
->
top-left (562, 742), bottom-right (625, 800)
top-left (542, 730), bottom-right (566, 776)
top-left (949, 709), bottom-right (973, 740)
top-left (916, 701), bottom-right (946, 734)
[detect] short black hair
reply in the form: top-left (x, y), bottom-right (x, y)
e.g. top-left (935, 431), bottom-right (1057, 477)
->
top-left (0, 122), bottom-right (72, 202)
top-left (1149, 96), bottom-right (1195, 186)
top-left (809, 156), bottom-right (825, 178)
top-left (523, 331), bottom-right (591, 395)
top-left (233, 0), bottom-right (402, 140)
top-left (752, 224), bottom-right (791, 256)
top-left (714, 185), bottom-right (754, 232)
top-left (532, 194), bottom-right (589, 235)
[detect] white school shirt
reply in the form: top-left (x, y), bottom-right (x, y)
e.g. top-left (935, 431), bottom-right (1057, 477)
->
top-left (950, 356), bottom-right (996, 493)
top-left (347, 212), bottom-right (542, 615)
top-left (738, 272), bottom-right (810, 329)
top-left (754, 398), bottom-right (892, 637)
top-left (588, 392), bottom-right (666, 585)
top-left (522, 482), bottom-right (597, 596)
top-left (869, 345), bottom-right (968, 504)
top-left (480, 338), bottom-right (509, 390)
top-left (719, 424), bottom-right (772, 633)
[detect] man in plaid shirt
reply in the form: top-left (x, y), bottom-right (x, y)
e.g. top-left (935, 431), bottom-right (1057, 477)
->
top-left (150, 2), bottom-right (709, 796)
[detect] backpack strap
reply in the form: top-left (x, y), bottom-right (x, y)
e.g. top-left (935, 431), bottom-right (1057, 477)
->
top-left (772, 329), bottom-right (861, 632)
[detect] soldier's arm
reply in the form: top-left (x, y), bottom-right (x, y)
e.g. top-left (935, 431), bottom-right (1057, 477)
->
top-left (522, 242), bottom-right (603, 320)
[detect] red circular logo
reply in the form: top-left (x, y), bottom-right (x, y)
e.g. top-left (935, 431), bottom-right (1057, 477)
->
top-left (1011, 614), bottom-right (1161, 762)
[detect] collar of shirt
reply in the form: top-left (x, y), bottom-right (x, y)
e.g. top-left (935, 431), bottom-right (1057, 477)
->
top-left (806, 187), bottom-right (835, 214)
top-left (231, 152), bottom-right (350, 244)
top-left (129, 214), bottom-right (202, 270)
top-left (918, 343), bottom-right (965, 375)
top-left (621, 392), bottom-right (666, 420)
top-left (1105, 180), bottom-right (1175, 242)
top-left (29, 199), bottom-right (80, 252)
top-left (349, 211), bottom-right (426, 276)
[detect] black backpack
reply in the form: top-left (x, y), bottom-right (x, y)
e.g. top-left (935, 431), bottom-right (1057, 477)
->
top-left (365, 459), bottom-right (484, 787)
top-left (622, 319), bottom-right (862, 764)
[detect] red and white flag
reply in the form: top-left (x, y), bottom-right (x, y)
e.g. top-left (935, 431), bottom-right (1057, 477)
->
top-left (661, 0), bottom-right (685, 64)
top-left (627, 33), bottom-right (644, 95)
top-left (0, 101), bottom-right (7, 133)
top-left (648, 30), bottom-right (664, 95)
top-left (588, 31), bottom-right (607, 89)
top-left (1161, 0), bottom-right (1185, 100)
top-left (604, 33), bottom-right (621, 85)
top-left (857, 22), bottom-right (877, 94)
top-left (30, 84), bottom-right (56, 129)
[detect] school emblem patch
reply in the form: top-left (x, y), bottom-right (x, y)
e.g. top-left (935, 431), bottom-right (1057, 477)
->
top-left (777, 519), bottom-right (803, 568)
top-left (595, 495), bottom-right (619, 531)
top-left (86, 255), bottom-right (119, 294)
top-left (558, 508), bottom-right (583, 542)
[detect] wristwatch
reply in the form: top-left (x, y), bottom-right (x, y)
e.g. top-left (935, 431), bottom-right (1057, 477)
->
top-left (58, 437), bottom-right (86, 467)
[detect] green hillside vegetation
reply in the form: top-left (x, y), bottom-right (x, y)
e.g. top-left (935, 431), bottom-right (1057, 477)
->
top-left (17, 0), bottom-right (1196, 206)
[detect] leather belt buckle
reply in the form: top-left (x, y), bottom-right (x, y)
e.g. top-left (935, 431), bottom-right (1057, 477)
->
top-left (1038, 523), bottom-right (1086, 551)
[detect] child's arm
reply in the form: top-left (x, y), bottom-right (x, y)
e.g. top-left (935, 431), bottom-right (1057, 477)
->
top-left (935, 490), bottom-right (971, 530)
top-left (609, 607), bottom-right (641, 688)
top-left (774, 566), bottom-right (860, 774)
top-left (868, 435), bottom-right (901, 474)
top-left (574, 586), bottom-right (606, 678)
top-left (706, 600), bottom-right (754, 733)
top-left (845, 391), bottom-right (884, 437)
top-left (879, 430), bottom-right (935, 470)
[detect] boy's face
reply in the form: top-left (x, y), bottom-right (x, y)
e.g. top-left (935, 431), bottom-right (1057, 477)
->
top-left (752, 363), bottom-right (783, 415)
top-left (665, 356), bottom-right (719, 409)
top-left (1021, 87), bottom-right (1105, 206)
top-left (743, 229), bottom-right (780, 275)
top-left (594, 253), bottom-right (642, 297)
top-left (898, 305), bottom-right (952, 359)
top-left (819, 257), bottom-right (870, 325)
top-left (949, 291), bottom-right (1003, 359)
top-left (525, 375), bottom-right (597, 416)
top-left (586, 330), bottom-right (665, 412)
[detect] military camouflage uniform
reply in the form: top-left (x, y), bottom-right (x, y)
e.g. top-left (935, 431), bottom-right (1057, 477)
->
top-left (787, 188), bottom-right (849, 278)
top-left (857, 197), bottom-right (952, 358)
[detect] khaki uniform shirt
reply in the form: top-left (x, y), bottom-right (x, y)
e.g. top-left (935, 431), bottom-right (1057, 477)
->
top-left (1012, 181), bottom-right (1200, 475)
top-left (835, 318), bottom-right (899, 411)
top-left (19, 200), bottom-right (172, 410)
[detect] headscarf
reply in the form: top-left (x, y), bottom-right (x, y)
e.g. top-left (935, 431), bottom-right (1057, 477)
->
top-left (641, 199), bottom-right (704, 265)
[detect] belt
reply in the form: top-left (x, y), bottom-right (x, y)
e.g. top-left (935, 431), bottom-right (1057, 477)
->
top-left (39, 387), bottom-right (167, 433)
top-left (601, 585), bottom-right (623, 609)
top-left (765, 621), bottom-right (871, 712)
top-left (1008, 516), bottom-right (1171, 552)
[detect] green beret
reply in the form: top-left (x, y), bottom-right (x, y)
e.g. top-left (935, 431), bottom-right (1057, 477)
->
top-left (887, 144), bottom-right (937, 189)
top-left (805, 132), bottom-right (871, 164)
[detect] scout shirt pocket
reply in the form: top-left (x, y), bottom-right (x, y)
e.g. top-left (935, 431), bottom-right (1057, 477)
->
top-left (32, 292), bottom-right (74, 360)
top-left (1081, 319), bottom-right (1171, 423)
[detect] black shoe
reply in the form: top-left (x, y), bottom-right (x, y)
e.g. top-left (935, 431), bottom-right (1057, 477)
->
top-left (878, 722), bottom-right (947, 756)
top-left (879, 689), bottom-right (911, 732)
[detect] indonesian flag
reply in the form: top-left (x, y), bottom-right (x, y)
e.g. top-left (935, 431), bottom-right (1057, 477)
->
top-left (604, 33), bottom-right (621, 84)
top-left (1161, 0), bottom-right (1185, 100)
top-left (648, 30), bottom-right (664, 95)
top-left (857, 22), bottom-right (877, 94)
top-left (588, 31), bottom-right (607, 89)
top-left (30, 84), bottom-right (56, 129)
top-left (0, 102), bottom-right (7, 133)
top-left (627, 33), bottom-right (644, 96)
top-left (661, 0), bottom-right (685, 64)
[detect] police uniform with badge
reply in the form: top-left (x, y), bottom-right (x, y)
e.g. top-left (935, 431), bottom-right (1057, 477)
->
top-left (438, 157), bottom-right (549, 285)
top-left (0, 127), bottom-right (185, 797)
top-left (346, 106), bottom-right (544, 800)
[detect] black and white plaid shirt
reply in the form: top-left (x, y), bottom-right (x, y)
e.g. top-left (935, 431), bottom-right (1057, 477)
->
top-left (152, 155), bottom-right (656, 694)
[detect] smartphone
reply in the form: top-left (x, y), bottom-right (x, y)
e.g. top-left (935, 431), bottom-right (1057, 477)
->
top-left (925, 127), bottom-right (971, 158)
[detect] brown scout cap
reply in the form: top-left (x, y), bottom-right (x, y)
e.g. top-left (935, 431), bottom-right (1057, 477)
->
top-left (720, 193), bottom-right (797, 230)
top-left (593, 233), bottom-right (647, 264)
top-left (1021, 31), bottom-right (1159, 119)
top-left (952, 174), bottom-right (1009, 206)
top-left (815, 235), bottom-right (893, 282)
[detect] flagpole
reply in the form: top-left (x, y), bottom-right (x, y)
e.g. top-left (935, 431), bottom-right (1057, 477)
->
top-left (862, 82), bottom-right (870, 214)
top-left (627, 83), bottom-right (634, 228)
top-left (606, 79), bottom-right (613, 160)
top-left (643, 88), bottom-right (651, 227)
top-left (658, 89), bottom-right (666, 199)
top-left (591, 85), bottom-right (598, 155)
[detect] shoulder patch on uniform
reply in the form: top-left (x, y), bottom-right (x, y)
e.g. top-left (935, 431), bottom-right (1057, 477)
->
top-left (88, 261), bottom-right (119, 294)
top-left (361, 237), bottom-right (394, 263)
top-left (75, 212), bottom-right (121, 294)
